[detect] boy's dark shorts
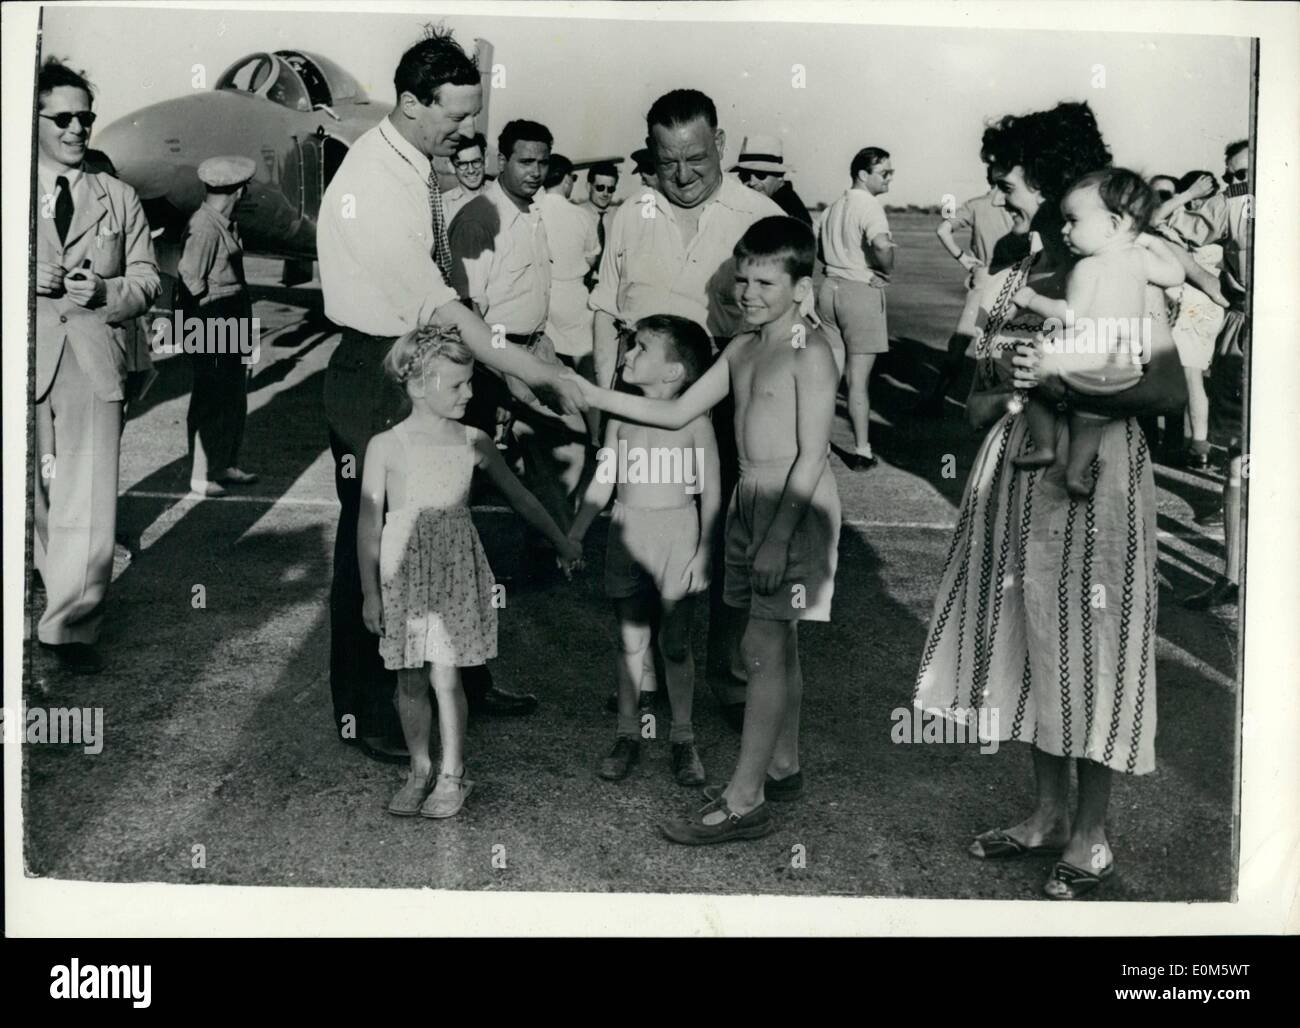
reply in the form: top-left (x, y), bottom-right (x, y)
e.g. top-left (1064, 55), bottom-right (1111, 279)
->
top-left (724, 460), bottom-right (841, 622)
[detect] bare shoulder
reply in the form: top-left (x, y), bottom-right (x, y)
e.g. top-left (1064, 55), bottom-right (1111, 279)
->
top-left (722, 331), bottom-right (758, 365)
top-left (795, 329), bottom-right (839, 386)
top-left (364, 428), bottom-right (394, 465)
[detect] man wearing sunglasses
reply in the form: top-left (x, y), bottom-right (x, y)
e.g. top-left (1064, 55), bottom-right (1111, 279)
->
top-left (578, 161), bottom-right (620, 290)
top-left (731, 133), bottom-right (812, 226)
top-left (33, 59), bottom-right (160, 675)
top-left (442, 132), bottom-right (488, 223)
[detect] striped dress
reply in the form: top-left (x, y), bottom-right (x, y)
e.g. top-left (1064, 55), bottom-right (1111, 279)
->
top-left (911, 251), bottom-right (1159, 775)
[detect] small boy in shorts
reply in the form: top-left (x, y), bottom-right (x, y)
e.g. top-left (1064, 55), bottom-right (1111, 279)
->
top-left (577, 216), bottom-right (842, 843)
top-left (569, 315), bottom-right (720, 785)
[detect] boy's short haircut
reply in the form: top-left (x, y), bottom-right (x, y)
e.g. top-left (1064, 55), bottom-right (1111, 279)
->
top-left (733, 215), bottom-right (816, 280)
top-left (1068, 167), bottom-right (1157, 232)
top-left (588, 161), bottom-right (620, 182)
top-left (636, 314), bottom-right (712, 389)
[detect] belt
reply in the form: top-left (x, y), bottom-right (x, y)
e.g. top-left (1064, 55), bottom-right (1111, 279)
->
top-left (505, 331), bottom-right (542, 345)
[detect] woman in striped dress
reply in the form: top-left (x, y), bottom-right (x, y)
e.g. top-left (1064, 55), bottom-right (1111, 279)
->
top-left (912, 102), bottom-right (1188, 900)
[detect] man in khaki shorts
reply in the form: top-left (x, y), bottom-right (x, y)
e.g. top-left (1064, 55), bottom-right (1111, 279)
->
top-left (815, 146), bottom-right (895, 470)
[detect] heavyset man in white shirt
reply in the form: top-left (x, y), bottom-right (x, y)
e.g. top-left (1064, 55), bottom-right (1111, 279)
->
top-left (317, 31), bottom-right (581, 757)
top-left (589, 88), bottom-right (783, 724)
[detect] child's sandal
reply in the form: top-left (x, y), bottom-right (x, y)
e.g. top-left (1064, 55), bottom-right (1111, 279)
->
top-left (420, 771), bottom-right (475, 819)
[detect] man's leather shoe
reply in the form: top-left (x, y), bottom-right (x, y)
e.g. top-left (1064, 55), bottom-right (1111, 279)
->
top-left (469, 685), bottom-right (538, 717)
top-left (344, 733), bottom-right (410, 765)
top-left (1183, 576), bottom-right (1239, 611)
top-left (39, 641), bottom-right (103, 675)
top-left (671, 743), bottom-right (706, 786)
top-left (599, 737), bottom-right (640, 780)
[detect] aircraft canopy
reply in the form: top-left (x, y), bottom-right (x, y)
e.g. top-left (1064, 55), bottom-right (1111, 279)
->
top-left (215, 50), bottom-right (370, 112)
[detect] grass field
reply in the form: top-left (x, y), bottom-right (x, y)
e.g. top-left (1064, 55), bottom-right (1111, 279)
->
top-left (21, 214), bottom-right (1242, 901)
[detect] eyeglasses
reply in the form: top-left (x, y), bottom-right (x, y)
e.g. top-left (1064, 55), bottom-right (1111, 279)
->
top-left (454, 159), bottom-right (484, 170)
top-left (590, 184), bottom-right (616, 193)
top-left (1223, 169), bottom-right (1248, 183)
top-left (40, 111), bottom-right (96, 130)
top-left (737, 169), bottom-right (775, 183)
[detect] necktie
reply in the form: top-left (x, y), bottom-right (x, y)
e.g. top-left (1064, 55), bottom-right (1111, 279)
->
top-left (596, 210), bottom-right (606, 251)
top-left (428, 171), bottom-right (453, 285)
top-left (380, 126), bottom-right (453, 285)
top-left (55, 175), bottom-right (73, 244)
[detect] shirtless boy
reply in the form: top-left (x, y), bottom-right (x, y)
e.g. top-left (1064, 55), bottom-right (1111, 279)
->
top-left (579, 216), bottom-right (842, 843)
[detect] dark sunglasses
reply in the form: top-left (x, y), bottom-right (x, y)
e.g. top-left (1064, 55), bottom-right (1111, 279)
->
top-left (590, 184), bottom-right (616, 193)
top-left (40, 110), bottom-right (96, 130)
top-left (1223, 169), bottom-right (1248, 183)
top-left (738, 169), bottom-right (777, 183)
top-left (1154, 189), bottom-right (1175, 202)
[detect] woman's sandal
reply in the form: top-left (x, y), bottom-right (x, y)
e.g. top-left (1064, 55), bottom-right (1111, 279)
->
top-left (420, 771), bottom-right (475, 819)
top-left (969, 827), bottom-right (1065, 860)
top-left (1043, 859), bottom-right (1115, 900)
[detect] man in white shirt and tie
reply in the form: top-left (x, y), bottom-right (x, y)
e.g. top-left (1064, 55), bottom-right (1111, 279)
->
top-left (317, 29), bottom-right (583, 760)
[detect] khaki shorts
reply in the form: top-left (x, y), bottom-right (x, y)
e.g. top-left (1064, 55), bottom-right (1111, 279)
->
top-left (724, 459), bottom-right (841, 622)
top-left (816, 276), bottom-right (889, 357)
top-left (604, 501), bottom-right (702, 603)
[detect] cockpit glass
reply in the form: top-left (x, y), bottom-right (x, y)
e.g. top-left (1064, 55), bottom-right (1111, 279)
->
top-left (266, 57), bottom-right (311, 112)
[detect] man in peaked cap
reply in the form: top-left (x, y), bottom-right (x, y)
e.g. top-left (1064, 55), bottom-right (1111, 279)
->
top-left (177, 155), bottom-right (259, 498)
top-left (731, 133), bottom-right (811, 225)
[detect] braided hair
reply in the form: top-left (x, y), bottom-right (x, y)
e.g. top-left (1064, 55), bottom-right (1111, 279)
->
top-left (384, 321), bottom-right (473, 388)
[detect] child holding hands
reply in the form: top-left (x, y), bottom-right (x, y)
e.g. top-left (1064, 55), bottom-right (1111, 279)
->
top-left (358, 323), bottom-right (582, 819)
top-left (568, 315), bottom-right (720, 786)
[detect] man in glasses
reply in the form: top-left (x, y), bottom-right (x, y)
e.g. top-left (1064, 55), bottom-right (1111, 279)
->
top-left (731, 133), bottom-right (811, 226)
top-left (578, 161), bottom-right (620, 290)
top-left (33, 59), bottom-right (160, 675)
top-left (815, 145), bottom-right (896, 471)
top-left (442, 132), bottom-right (488, 222)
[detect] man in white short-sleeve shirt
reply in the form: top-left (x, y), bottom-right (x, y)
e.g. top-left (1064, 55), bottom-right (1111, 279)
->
top-left (815, 146), bottom-right (896, 470)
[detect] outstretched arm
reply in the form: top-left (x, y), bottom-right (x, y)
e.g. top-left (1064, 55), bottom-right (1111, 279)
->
top-left (473, 429), bottom-right (582, 566)
top-left (434, 301), bottom-right (586, 413)
top-left (581, 350), bottom-right (731, 430)
top-left (568, 418), bottom-right (620, 544)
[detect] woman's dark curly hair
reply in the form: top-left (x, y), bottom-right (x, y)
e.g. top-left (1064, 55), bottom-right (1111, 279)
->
top-left (980, 101), bottom-right (1112, 208)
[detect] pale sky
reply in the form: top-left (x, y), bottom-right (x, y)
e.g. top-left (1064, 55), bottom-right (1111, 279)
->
top-left (40, 4), bottom-right (1252, 208)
